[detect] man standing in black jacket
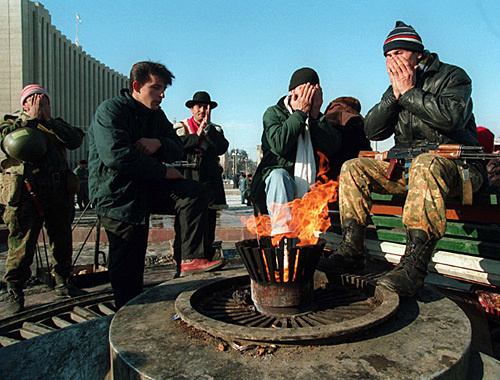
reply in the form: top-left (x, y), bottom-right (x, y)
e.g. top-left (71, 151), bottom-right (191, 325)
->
top-left (318, 21), bottom-right (486, 298)
top-left (89, 62), bottom-right (223, 309)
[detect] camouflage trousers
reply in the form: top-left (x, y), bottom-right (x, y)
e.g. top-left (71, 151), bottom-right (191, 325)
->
top-left (2, 182), bottom-right (75, 288)
top-left (339, 154), bottom-right (484, 239)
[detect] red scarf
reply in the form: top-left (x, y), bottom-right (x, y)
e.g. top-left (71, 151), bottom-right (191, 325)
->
top-left (187, 117), bottom-right (203, 155)
top-left (188, 117), bottom-right (200, 134)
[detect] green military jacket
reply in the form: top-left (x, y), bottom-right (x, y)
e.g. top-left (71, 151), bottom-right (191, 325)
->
top-left (0, 113), bottom-right (84, 206)
top-left (250, 96), bottom-right (342, 213)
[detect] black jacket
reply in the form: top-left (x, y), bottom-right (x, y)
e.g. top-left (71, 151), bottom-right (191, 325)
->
top-left (89, 90), bottom-right (183, 224)
top-left (365, 51), bottom-right (478, 147)
top-left (174, 119), bottom-right (229, 204)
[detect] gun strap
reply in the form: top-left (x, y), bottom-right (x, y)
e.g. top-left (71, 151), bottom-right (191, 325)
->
top-left (459, 164), bottom-right (473, 206)
top-left (24, 179), bottom-right (44, 216)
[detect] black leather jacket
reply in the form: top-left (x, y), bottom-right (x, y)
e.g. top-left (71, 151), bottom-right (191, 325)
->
top-left (365, 51), bottom-right (478, 147)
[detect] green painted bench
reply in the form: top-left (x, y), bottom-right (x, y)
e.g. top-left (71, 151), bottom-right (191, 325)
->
top-left (325, 193), bottom-right (500, 287)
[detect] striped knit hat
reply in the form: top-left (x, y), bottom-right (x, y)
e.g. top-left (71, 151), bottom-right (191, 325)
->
top-left (20, 84), bottom-right (50, 106)
top-left (383, 21), bottom-right (424, 56)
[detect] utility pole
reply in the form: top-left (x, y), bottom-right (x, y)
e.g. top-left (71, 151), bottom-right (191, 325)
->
top-left (232, 151), bottom-right (238, 177)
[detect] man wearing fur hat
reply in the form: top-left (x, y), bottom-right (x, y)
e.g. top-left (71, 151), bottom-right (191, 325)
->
top-left (174, 91), bottom-right (229, 261)
top-left (250, 67), bottom-right (341, 236)
top-left (318, 21), bottom-right (486, 298)
top-left (0, 85), bottom-right (85, 314)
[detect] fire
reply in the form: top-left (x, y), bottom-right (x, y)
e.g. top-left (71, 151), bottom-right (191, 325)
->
top-left (241, 153), bottom-right (337, 283)
top-left (242, 152), bottom-right (338, 247)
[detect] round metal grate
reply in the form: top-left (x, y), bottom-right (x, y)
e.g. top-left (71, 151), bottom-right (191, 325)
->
top-left (175, 274), bottom-right (399, 345)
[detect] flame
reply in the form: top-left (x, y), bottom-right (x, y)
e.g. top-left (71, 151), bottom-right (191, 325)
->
top-left (241, 152), bottom-right (338, 247)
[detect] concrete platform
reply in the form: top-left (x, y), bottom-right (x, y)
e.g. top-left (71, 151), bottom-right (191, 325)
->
top-left (109, 269), bottom-right (473, 379)
top-left (0, 316), bottom-right (113, 380)
top-left (1, 268), bottom-right (499, 379)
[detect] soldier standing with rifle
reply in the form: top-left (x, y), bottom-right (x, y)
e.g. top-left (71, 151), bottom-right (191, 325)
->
top-left (317, 21), bottom-right (487, 298)
top-left (0, 85), bottom-right (85, 314)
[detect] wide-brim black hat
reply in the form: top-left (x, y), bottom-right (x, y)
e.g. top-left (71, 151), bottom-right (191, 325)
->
top-left (185, 91), bottom-right (218, 109)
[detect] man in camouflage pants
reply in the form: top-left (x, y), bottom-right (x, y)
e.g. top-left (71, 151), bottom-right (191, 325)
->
top-left (317, 21), bottom-right (485, 297)
top-left (0, 85), bottom-right (85, 314)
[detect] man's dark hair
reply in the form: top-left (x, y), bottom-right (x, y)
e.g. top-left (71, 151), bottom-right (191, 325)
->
top-left (79, 159), bottom-right (88, 165)
top-left (129, 61), bottom-right (174, 92)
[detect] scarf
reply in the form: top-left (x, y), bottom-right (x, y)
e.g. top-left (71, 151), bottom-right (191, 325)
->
top-left (285, 96), bottom-right (317, 198)
top-left (187, 117), bottom-right (202, 155)
top-left (187, 117), bottom-right (200, 134)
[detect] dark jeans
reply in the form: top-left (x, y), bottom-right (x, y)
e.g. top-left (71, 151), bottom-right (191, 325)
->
top-left (174, 207), bottom-right (216, 263)
top-left (102, 178), bottom-right (208, 309)
top-left (101, 217), bottom-right (149, 309)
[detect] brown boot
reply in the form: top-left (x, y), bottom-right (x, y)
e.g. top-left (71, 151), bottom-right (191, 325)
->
top-left (316, 218), bottom-right (367, 275)
top-left (377, 229), bottom-right (437, 297)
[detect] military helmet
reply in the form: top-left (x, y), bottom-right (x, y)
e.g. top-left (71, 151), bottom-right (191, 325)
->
top-left (2, 127), bottom-right (48, 162)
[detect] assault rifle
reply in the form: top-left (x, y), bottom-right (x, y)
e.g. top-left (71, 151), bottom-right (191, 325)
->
top-left (359, 144), bottom-right (500, 205)
top-left (359, 144), bottom-right (500, 180)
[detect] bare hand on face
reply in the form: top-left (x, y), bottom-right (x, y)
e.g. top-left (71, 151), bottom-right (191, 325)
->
top-left (290, 83), bottom-right (316, 114)
top-left (24, 94), bottom-right (51, 121)
top-left (134, 138), bottom-right (161, 156)
top-left (386, 55), bottom-right (418, 99)
top-left (197, 105), bottom-right (211, 137)
top-left (165, 167), bottom-right (184, 180)
top-left (310, 84), bottom-right (323, 119)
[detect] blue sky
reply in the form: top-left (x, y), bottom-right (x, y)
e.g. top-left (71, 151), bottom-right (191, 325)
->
top-left (38, 0), bottom-right (500, 160)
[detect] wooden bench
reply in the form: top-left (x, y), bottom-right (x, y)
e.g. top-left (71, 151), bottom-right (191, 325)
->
top-left (325, 193), bottom-right (500, 288)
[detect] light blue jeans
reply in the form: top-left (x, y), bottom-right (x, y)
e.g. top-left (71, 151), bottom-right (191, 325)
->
top-left (265, 169), bottom-right (297, 236)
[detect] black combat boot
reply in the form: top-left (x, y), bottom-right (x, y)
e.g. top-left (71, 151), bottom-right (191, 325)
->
top-left (316, 218), bottom-right (367, 275)
top-left (377, 229), bottom-right (438, 298)
top-left (5, 284), bottom-right (25, 314)
top-left (54, 274), bottom-right (87, 299)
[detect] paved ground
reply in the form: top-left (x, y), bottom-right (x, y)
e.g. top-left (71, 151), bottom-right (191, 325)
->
top-left (0, 187), bottom-right (253, 319)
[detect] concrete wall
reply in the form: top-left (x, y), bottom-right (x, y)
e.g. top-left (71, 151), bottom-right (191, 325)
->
top-left (0, 316), bottom-right (112, 380)
top-left (0, 0), bottom-right (129, 168)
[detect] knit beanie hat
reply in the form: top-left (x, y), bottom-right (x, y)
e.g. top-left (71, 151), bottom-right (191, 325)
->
top-left (383, 21), bottom-right (424, 56)
top-left (288, 68), bottom-right (320, 91)
top-left (477, 127), bottom-right (495, 153)
top-left (20, 84), bottom-right (50, 106)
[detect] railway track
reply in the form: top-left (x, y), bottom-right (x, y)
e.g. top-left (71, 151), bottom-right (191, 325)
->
top-left (0, 278), bottom-right (170, 349)
top-left (0, 289), bottom-right (116, 348)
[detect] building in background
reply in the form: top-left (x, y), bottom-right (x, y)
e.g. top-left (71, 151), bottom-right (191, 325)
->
top-left (0, 0), bottom-right (128, 168)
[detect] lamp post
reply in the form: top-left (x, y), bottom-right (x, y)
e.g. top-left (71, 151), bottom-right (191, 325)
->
top-left (232, 151), bottom-right (238, 177)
